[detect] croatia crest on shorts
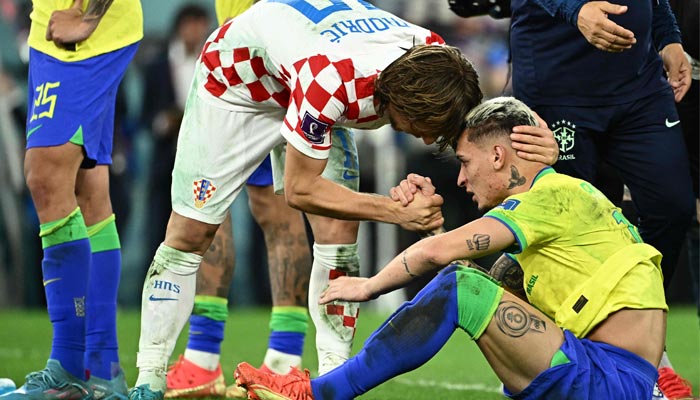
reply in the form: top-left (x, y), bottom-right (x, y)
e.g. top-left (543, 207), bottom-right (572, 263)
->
top-left (193, 178), bottom-right (217, 209)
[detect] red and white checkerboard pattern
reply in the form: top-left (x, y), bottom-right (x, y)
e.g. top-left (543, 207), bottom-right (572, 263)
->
top-left (193, 1), bottom-right (446, 159)
top-left (326, 269), bottom-right (359, 333)
top-left (201, 21), bottom-right (290, 109)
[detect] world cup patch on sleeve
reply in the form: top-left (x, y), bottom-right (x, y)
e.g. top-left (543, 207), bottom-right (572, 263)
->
top-left (497, 199), bottom-right (521, 211)
top-left (193, 178), bottom-right (217, 208)
top-left (300, 111), bottom-right (329, 145)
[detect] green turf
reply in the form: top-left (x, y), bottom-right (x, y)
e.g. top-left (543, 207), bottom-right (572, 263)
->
top-left (0, 306), bottom-right (697, 399)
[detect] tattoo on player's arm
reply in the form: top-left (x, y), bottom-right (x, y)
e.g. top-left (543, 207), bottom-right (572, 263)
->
top-left (83, 0), bottom-right (114, 23)
top-left (466, 233), bottom-right (490, 251)
top-left (402, 251), bottom-right (418, 278)
top-left (494, 301), bottom-right (547, 338)
top-left (508, 166), bottom-right (526, 189)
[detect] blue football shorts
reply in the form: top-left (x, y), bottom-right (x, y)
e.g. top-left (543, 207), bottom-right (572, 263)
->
top-left (26, 42), bottom-right (138, 167)
top-left (504, 330), bottom-right (657, 399)
top-left (246, 154), bottom-right (273, 187)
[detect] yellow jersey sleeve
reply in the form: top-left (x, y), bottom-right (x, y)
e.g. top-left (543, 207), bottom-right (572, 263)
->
top-left (485, 168), bottom-right (667, 337)
top-left (215, 0), bottom-right (254, 25)
top-left (29, 0), bottom-right (143, 62)
top-left (485, 168), bottom-right (565, 253)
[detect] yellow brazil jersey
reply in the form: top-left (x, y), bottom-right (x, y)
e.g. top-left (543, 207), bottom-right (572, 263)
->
top-left (215, 0), bottom-right (254, 25)
top-left (29, 0), bottom-right (142, 62)
top-left (484, 167), bottom-right (667, 337)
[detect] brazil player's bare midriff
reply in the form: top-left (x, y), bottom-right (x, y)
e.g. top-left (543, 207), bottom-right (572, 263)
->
top-left (587, 308), bottom-right (667, 367)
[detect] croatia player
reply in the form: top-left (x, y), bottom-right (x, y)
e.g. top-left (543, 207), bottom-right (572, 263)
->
top-left (129, 2), bottom-right (558, 399)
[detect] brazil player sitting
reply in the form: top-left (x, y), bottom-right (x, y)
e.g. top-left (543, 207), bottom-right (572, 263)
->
top-left (235, 97), bottom-right (668, 400)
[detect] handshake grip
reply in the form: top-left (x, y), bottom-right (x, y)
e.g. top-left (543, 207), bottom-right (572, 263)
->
top-left (447, 0), bottom-right (511, 19)
top-left (420, 226), bottom-right (527, 301)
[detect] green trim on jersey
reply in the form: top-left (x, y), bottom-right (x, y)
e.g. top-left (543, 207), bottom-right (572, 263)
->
top-left (193, 296), bottom-right (229, 321)
top-left (270, 306), bottom-right (309, 333)
top-left (87, 214), bottom-right (121, 253)
top-left (485, 214), bottom-right (528, 252)
top-left (39, 207), bottom-right (88, 249)
top-left (481, 169), bottom-right (667, 337)
top-left (531, 166), bottom-right (555, 186)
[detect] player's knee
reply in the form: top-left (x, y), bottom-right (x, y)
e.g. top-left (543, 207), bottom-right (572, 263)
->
top-left (440, 263), bottom-right (462, 277)
top-left (163, 215), bottom-right (218, 254)
top-left (453, 267), bottom-right (504, 340)
top-left (24, 172), bottom-right (52, 206)
top-left (150, 243), bottom-right (202, 276)
top-left (25, 172), bottom-right (77, 216)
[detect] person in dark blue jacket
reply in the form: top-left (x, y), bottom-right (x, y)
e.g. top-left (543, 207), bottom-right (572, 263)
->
top-left (508, 0), bottom-right (693, 292)
top-left (507, 1), bottom-right (695, 398)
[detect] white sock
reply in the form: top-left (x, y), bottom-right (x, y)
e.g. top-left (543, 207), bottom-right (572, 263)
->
top-left (135, 244), bottom-right (202, 392)
top-left (184, 349), bottom-right (220, 371)
top-left (308, 242), bottom-right (360, 375)
top-left (263, 348), bottom-right (302, 374)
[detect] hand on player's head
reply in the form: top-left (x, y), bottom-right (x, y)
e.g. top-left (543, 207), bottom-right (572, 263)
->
top-left (510, 121), bottom-right (559, 165)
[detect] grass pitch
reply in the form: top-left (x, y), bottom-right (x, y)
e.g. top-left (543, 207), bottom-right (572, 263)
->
top-left (0, 306), bottom-right (697, 399)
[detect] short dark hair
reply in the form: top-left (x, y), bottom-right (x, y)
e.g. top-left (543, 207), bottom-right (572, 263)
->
top-left (171, 4), bottom-right (210, 34)
top-left (375, 45), bottom-right (483, 151)
top-left (462, 96), bottom-right (537, 146)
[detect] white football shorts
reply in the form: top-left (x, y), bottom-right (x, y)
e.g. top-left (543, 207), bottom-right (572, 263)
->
top-left (171, 95), bottom-right (360, 225)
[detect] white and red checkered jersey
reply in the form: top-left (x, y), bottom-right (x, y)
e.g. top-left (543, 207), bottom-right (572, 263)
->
top-left (193, 0), bottom-right (444, 159)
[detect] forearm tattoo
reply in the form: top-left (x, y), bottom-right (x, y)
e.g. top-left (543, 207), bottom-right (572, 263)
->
top-left (466, 233), bottom-right (490, 251)
top-left (83, 0), bottom-right (114, 22)
top-left (402, 250), bottom-right (418, 278)
top-left (494, 300), bottom-right (547, 338)
top-left (508, 165), bottom-right (526, 189)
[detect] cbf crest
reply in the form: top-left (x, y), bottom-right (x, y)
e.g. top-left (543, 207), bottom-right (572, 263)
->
top-left (193, 179), bottom-right (217, 209)
top-left (551, 119), bottom-right (576, 161)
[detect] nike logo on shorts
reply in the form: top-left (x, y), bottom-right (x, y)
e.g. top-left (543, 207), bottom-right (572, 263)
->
top-left (149, 294), bottom-right (178, 301)
top-left (43, 277), bottom-right (62, 286)
top-left (343, 170), bottom-right (359, 180)
top-left (665, 119), bottom-right (681, 128)
top-left (27, 124), bottom-right (42, 138)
